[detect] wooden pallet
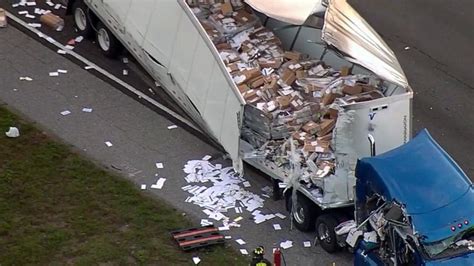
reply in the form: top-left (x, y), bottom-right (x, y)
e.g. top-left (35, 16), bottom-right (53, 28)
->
top-left (171, 225), bottom-right (225, 250)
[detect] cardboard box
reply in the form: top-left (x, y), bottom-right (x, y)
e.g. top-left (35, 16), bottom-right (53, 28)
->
top-left (276, 95), bottom-right (292, 109)
top-left (302, 121), bottom-right (319, 135)
top-left (249, 76), bottom-right (264, 89)
top-left (317, 119), bottom-right (336, 137)
top-left (321, 92), bottom-right (337, 106)
top-left (40, 13), bottom-right (64, 31)
top-left (281, 69), bottom-right (296, 85)
top-left (0, 8), bottom-right (7, 28)
top-left (238, 84), bottom-right (250, 94)
top-left (258, 58), bottom-right (282, 69)
top-left (284, 51), bottom-right (302, 61)
top-left (296, 70), bottom-right (306, 79)
top-left (342, 85), bottom-right (363, 95)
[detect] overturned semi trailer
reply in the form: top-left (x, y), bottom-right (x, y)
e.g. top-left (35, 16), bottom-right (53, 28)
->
top-left (69, 0), bottom-right (413, 252)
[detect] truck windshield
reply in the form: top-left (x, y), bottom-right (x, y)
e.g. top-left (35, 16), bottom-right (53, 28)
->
top-left (423, 227), bottom-right (474, 259)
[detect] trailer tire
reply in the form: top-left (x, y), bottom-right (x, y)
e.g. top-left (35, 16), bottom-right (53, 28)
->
top-left (291, 194), bottom-right (316, 232)
top-left (316, 214), bottom-right (340, 253)
top-left (72, 1), bottom-right (94, 38)
top-left (96, 22), bottom-right (122, 58)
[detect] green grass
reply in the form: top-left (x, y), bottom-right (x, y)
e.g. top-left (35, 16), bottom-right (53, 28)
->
top-left (0, 106), bottom-right (247, 265)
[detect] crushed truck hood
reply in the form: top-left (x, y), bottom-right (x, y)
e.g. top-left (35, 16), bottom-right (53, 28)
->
top-left (245, 0), bottom-right (409, 88)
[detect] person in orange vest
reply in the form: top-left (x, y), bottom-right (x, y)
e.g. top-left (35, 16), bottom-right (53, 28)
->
top-left (250, 246), bottom-right (272, 266)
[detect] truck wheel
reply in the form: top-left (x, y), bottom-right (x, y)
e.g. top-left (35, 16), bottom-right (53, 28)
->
top-left (96, 22), bottom-right (122, 58)
top-left (291, 194), bottom-right (316, 232)
top-left (72, 1), bottom-right (94, 38)
top-left (316, 214), bottom-right (340, 253)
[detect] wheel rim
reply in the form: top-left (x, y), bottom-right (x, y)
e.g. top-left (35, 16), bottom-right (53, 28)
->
top-left (318, 223), bottom-right (332, 244)
top-left (293, 204), bottom-right (305, 224)
top-left (74, 8), bottom-right (87, 31)
top-left (98, 28), bottom-right (110, 52)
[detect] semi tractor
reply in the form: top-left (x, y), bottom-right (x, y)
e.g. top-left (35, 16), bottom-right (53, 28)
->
top-left (66, 0), bottom-right (414, 253)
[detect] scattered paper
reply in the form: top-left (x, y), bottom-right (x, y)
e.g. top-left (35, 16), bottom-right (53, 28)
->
top-left (46, 1), bottom-right (54, 7)
top-left (60, 110), bottom-right (71, 116)
top-left (404, 46), bottom-right (410, 50)
top-left (105, 141), bottom-right (113, 147)
top-left (25, 14), bottom-right (35, 19)
top-left (155, 162), bottom-right (164, 169)
top-left (84, 66), bottom-right (94, 70)
top-left (82, 108), bottom-right (93, 113)
top-left (273, 224), bottom-right (281, 230)
top-left (224, 235), bottom-right (232, 239)
top-left (75, 36), bottom-right (84, 43)
top-left (303, 241), bottom-right (311, 248)
top-left (26, 1), bottom-right (36, 6)
top-left (242, 181), bottom-right (251, 188)
top-left (28, 23), bottom-right (42, 28)
top-left (141, 184), bottom-right (147, 190)
top-left (122, 57), bottom-right (129, 64)
top-left (192, 257), bottom-right (201, 265)
top-left (54, 3), bottom-right (61, 9)
top-left (19, 76), bottom-right (33, 81)
top-left (200, 219), bottom-right (213, 226)
top-left (280, 240), bottom-right (293, 249)
top-left (5, 127), bottom-right (20, 138)
top-left (236, 239), bottom-right (246, 245)
top-left (18, 11), bottom-right (28, 15)
top-left (202, 155), bottom-right (212, 161)
top-left (12, 3), bottom-right (19, 7)
top-left (49, 72), bottom-right (59, 77)
top-left (240, 249), bottom-right (248, 255)
top-left (275, 213), bottom-right (286, 219)
top-left (151, 178), bottom-right (166, 189)
top-left (234, 216), bottom-right (243, 222)
top-left (122, 69), bottom-right (128, 76)
top-left (57, 69), bottom-right (68, 74)
top-left (218, 226), bottom-right (230, 231)
top-left (167, 125), bottom-right (178, 130)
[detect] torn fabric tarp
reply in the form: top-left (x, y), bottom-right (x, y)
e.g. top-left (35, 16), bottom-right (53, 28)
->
top-left (322, 0), bottom-right (408, 88)
top-left (244, 0), bottom-right (325, 25)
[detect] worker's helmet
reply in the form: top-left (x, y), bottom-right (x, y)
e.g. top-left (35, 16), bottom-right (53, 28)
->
top-left (253, 246), bottom-right (265, 256)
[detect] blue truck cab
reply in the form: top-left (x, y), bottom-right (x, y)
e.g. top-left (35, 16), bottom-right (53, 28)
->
top-left (352, 129), bottom-right (474, 265)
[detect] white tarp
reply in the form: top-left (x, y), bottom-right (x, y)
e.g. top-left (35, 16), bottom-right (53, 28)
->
top-left (244, 0), bottom-right (325, 25)
top-left (244, 0), bottom-right (408, 88)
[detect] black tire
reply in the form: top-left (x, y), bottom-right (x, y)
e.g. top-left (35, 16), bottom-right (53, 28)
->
top-left (72, 1), bottom-right (95, 38)
top-left (96, 22), bottom-right (122, 58)
top-left (291, 194), bottom-right (317, 232)
top-left (316, 214), bottom-right (340, 253)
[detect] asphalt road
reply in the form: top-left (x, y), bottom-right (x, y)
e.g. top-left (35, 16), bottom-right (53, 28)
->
top-left (1, 0), bottom-right (473, 265)
top-left (350, 0), bottom-right (474, 177)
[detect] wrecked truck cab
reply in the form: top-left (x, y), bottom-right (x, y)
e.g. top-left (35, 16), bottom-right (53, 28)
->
top-left (352, 129), bottom-right (474, 265)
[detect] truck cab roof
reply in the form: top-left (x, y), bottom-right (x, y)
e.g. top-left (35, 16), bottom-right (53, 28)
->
top-left (356, 129), bottom-right (474, 242)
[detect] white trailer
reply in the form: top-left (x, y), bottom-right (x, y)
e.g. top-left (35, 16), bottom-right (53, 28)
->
top-left (68, 0), bottom-right (413, 252)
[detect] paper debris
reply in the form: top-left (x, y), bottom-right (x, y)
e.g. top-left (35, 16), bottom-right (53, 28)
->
top-left (46, 1), bottom-right (54, 7)
top-left (236, 239), bottom-right (246, 245)
top-left (224, 235), bottom-right (232, 239)
top-left (151, 178), bottom-right (166, 189)
top-left (155, 162), bottom-right (164, 169)
top-left (242, 181), bottom-right (251, 188)
top-left (75, 36), bottom-right (84, 43)
top-left (234, 216), bottom-right (243, 222)
top-left (105, 141), bottom-right (113, 147)
top-left (18, 11), bottom-right (28, 15)
top-left (202, 155), bottom-right (212, 161)
top-left (141, 184), bottom-right (147, 190)
top-left (200, 219), bottom-right (213, 226)
top-left (240, 249), bottom-right (248, 255)
top-left (273, 224), bottom-right (281, 230)
top-left (26, 1), bottom-right (36, 6)
top-left (122, 69), bottom-right (128, 76)
top-left (275, 213), bottom-right (286, 219)
top-left (25, 14), bottom-right (35, 19)
top-left (57, 69), bottom-right (68, 74)
top-left (5, 127), bottom-right (20, 138)
top-left (192, 257), bottom-right (201, 265)
top-left (49, 72), bottom-right (59, 77)
top-left (303, 241), bottom-right (311, 248)
top-left (28, 23), bottom-right (41, 28)
top-left (84, 66), bottom-right (94, 70)
top-left (82, 108), bottom-right (93, 113)
top-left (122, 57), bottom-right (129, 64)
top-left (64, 45), bottom-right (74, 50)
top-left (60, 110), bottom-right (71, 116)
top-left (167, 125), bottom-right (178, 130)
top-left (404, 46), bottom-right (410, 50)
top-left (280, 240), bottom-right (293, 249)
top-left (234, 207), bottom-right (242, 214)
top-left (218, 226), bottom-right (229, 231)
top-left (12, 3), bottom-right (20, 8)
top-left (54, 3), bottom-right (61, 9)
top-left (19, 76), bottom-right (33, 82)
